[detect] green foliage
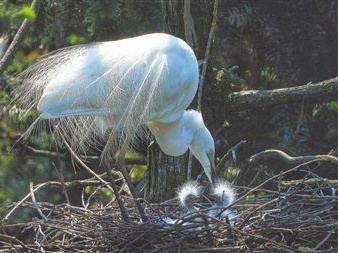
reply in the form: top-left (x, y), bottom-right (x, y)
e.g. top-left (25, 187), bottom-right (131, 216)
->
top-left (0, 0), bottom-right (161, 220)
top-left (0, 2), bottom-right (22, 35)
top-left (245, 191), bottom-right (267, 200)
top-left (19, 4), bottom-right (37, 22)
top-left (66, 34), bottom-right (86, 45)
top-left (125, 151), bottom-right (147, 182)
top-left (297, 246), bottom-right (314, 252)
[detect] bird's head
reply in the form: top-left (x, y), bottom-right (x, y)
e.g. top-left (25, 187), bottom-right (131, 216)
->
top-left (178, 181), bottom-right (202, 210)
top-left (186, 111), bottom-right (218, 186)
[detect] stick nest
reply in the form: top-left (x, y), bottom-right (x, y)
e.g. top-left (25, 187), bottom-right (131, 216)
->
top-left (1, 176), bottom-right (338, 252)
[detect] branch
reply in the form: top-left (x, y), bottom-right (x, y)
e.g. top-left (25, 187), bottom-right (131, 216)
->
top-left (249, 149), bottom-right (338, 167)
top-left (3, 178), bottom-right (122, 221)
top-left (0, 0), bottom-right (43, 76)
top-left (227, 76), bottom-right (338, 109)
top-left (197, 0), bottom-right (219, 111)
top-left (12, 138), bottom-right (146, 165)
top-left (183, 0), bottom-right (198, 50)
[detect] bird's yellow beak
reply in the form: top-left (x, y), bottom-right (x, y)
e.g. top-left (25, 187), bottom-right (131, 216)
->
top-left (207, 150), bottom-right (218, 186)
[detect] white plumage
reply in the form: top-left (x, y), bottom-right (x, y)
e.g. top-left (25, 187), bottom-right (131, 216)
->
top-left (13, 33), bottom-right (217, 184)
top-left (178, 181), bottom-right (202, 212)
top-left (208, 180), bottom-right (235, 218)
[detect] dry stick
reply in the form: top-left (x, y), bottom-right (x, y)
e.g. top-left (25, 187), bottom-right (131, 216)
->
top-left (61, 136), bottom-right (130, 222)
top-left (29, 182), bottom-right (48, 221)
top-left (197, 0), bottom-right (219, 111)
top-left (61, 137), bottom-right (113, 189)
top-left (24, 145), bottom-right (146, 165)
top-left (52, 159), bottom-right (70, 205)
top-left (0, 0), bottom-right (43, 75)
top-left (4, 182), bottom-right (50, 220)
top-left (216, 140), bottom-right (246, 171)
top-left (315, 231), bottom-right (334, 250)
top-left (117, 154), bottom-right (149, 222)
top-left (232, 158), bottom-right (328, 229)
top-left (4, 180), bottom-right (100, 221)
top-left (183, 0), bottom-right (196, 182)
top-left (186, 0), bottom-right (219, 181)
top-left (0, 234), bottom-right (36, 251)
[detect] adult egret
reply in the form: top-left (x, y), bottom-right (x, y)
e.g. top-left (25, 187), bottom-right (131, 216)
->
top-left (13, 33), bottom-right (217, 185)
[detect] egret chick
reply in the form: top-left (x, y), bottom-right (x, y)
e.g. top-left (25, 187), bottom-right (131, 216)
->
top-left (178, 181), bottom-right (202, 213)
top-left (12, 33), bottom-right (217, 185)
top-left (208, 180), bottom-right (235, 219)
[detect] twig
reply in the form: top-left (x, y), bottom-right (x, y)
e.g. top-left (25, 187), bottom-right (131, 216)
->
top-left (4, 181), bottom-right (50, 220)
top-left (197, 0), bottom-right (219, 111)
top-left (183, 0), bottom-right (198, 50)
top-left (232, 158), bottom-right (328, 227)
top-left (0, 0), bottom-right (43, 75)
top-left (61, 135), bottom-right (131, 222)
top-left (216, 140), bottom-right (246, 171)
top-left (187, 0), bottom-right (219, 181)
top-left (13, 140), bottom-right (146, 165)
top-left (315, 231), bottom-right (334, 250)
top-left (29, 182), bottom-right (48, 221)
top-left (117, 154), bottom-right (149, 222)
top-left (61, 136), bottom-right (114, 190)
top-left (52, 161), bottom-right (70, 205)
top-left (24, 145), bottom-right (66, 159)
top-left (0, 234), bottom-right (36, 251)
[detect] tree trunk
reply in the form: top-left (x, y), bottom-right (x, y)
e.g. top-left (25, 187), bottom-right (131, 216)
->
top-left (145, 0), bottom-right (213, 202)
top-left (145, 143), bottom-right (188, 202)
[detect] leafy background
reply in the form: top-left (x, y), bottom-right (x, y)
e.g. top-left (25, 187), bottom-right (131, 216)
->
top-left (1, 0), bottom-right (338, 227)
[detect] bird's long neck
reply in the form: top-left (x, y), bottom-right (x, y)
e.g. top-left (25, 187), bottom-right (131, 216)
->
top-left (147, 110), bottom-right (216, 184)
top-left (146, 115), bottom-right (192, 157)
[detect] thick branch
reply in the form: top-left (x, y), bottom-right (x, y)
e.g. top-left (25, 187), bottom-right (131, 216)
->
top-left (249, 149), bottom-right (338, 167)
top-left (227, 76), bottom-right (338, 109)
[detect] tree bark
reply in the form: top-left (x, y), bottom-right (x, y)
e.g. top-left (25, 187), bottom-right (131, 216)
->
top-left (145, 1), bottom-right (205, 202)
top-left (227, 76), bottom-right (338, 110)
top-left (145, 143), bottom-right (188, 202)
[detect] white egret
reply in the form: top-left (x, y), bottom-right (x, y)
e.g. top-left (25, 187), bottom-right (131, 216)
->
top-left (13, 33), bottom-right (217, 185)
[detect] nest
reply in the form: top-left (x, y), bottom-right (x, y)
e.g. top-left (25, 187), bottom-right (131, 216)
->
top-left (1, 171), bottom-right (338, 253)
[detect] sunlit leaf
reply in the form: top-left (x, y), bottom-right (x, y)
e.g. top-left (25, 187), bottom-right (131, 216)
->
top-left (67, 34), bottom-right (86, 45)
top-left (130, 165), bottom-right (147, 182)
top-left (19, 5), bottom-right (36, 22)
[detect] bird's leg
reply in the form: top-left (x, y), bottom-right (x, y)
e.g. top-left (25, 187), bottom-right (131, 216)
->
top-left (117, 153), bottom-right (149, 222)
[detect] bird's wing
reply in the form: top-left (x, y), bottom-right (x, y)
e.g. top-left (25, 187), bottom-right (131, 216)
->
top-left (12, 33), bottom-right (198, 156)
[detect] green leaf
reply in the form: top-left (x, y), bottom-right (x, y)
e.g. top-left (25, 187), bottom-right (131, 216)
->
top-left (297, 246), bottom-right (313, 252)
top-left (130, 165), bottom-right (147, 182)
top-left (19, 5), bottom-right (36, 22)
top-left (66, 34), bottom-right (86, 45)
